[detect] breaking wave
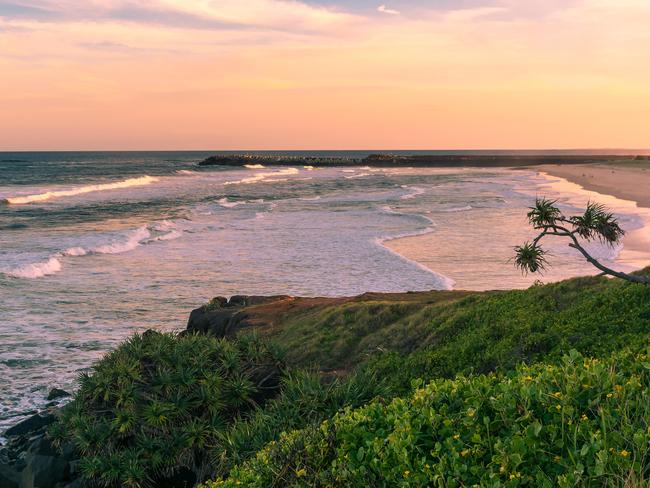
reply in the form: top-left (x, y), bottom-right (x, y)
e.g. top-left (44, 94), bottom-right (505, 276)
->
top-left (400, 186), bottom-right (427, 200)
top-left (225, 168), bottom-right (299, 186)
top-left (1, 223), bottom-right (184, 279)
top-left (2, 257), bottom-right (63, 279)
top-left (3, 176), bottom-right (158, 205)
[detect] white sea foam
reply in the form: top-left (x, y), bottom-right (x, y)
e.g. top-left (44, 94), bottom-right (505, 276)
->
top-left (345, 173), bottom-right (370, 179)
top-left (400, 186), bottom-right (427, 200)
top-left (442, 205), bottom-right (473, 213)
top-left (92, 226), bottom-right (151, 255)
top-left (244, 164), bottom-right (266, 169)
top-left (176, 170), bottom-right (199, 176)
top-left (150, 230), bottom-right (183, 242)
top-left (62, 247), bottom-right (88, 257)
top-left (4, 176), bottom-right (159, 204)
top-left (218, 197), bottom-right (243, 208)
top-left (303, 165), bottom-right (315, 170)
top-left (2, 222), bottom-right (186, 280)
top-left (225, 168), bottom-right (299, 186)
top-left (2, 257), bottom-right (62, 279)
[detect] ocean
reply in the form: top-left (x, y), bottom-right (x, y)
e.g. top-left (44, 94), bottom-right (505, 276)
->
top-left (1, 151), bottom-right (649, 433)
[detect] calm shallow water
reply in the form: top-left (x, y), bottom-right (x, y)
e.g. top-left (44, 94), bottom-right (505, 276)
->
top-left (1, 151), bottom-right (648, 433)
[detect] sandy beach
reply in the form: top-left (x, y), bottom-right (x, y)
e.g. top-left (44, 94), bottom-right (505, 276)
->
top-left (538, 162), bottom-right (650, 208)
top-left (384, 162), bottom-right (650, 289)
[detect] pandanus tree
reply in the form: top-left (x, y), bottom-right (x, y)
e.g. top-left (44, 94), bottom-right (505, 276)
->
top-left (515, 198), bottom-right (650, 285)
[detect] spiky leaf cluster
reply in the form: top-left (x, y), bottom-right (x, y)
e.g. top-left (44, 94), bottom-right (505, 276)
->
top-left (570, 202), bottom-right (625, 244)
top-left (526, 197), bottom-right (562, 227)
top-left (49, 331), bottom-right (283, 487)
top-left (516, 198), bottom-right (626, 276)
top-left (514, 241), bottom-right (549, 275)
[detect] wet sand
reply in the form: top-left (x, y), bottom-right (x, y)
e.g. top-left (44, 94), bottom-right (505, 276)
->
top-left (384, 164), bottom-right (650, 290)
top-left (537, 162), bottom-right (650, 208)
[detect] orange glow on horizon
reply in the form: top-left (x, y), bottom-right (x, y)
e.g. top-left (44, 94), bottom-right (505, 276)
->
top-left (1, 0), bottom-right (650, 150)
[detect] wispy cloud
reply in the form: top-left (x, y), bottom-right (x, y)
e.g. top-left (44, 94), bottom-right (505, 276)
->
top-left (0, 0), bottom-right (361, 33)
top-left (377, 4), bottom-right (400, 15)
top-left (2, 0), bottom-right (650, 150)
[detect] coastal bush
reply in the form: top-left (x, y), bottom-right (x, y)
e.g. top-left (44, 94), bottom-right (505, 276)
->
top-left (48, 330), bottom-right (284, 487)
top-left (205, 348), bottom-right (650, 487)
top-left (210, 367), bottom-right (388, 478)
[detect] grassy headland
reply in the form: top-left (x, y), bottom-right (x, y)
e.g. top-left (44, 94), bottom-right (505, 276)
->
top-left (49, 269), bottom-right (650, 486)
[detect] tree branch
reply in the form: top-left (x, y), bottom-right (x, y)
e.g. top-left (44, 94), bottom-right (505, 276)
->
top-left (535, 226), bottom-right (650, 285)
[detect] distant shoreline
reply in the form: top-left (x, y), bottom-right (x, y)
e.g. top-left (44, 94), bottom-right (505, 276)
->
top-left (536, 163), bottom-right (650, 209)
top-left (199, 153), bottom-right (650, 168)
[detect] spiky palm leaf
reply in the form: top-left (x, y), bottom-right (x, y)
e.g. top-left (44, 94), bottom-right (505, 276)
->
top-left (514, 241), bottom-right (549, 274)
top-left (52, 331), bottom-right (283, 487)
top-left (569, 201), bottom-right (625, 244)
top-left (527, 198), bottom-right (562, 227)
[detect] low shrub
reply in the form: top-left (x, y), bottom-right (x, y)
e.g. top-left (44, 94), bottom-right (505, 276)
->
top-left (210, 367), bottom-right (388, 478)
top-left (49, 331), bottom-right (283, 487)
top-left (207, 349), bottom-right (650, 487)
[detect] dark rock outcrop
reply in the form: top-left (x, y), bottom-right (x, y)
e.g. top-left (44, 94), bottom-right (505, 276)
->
top-left (1, 411), bottom-right (78, 488)
top-left (46, 389), bottom-right (70, 402)
top-left (4, 414), bottom-right (55, 438)
top-left (198, 153), bottom-right (639, 169)
top-left (186, 295), bottom-right (291, 337)
top-left (198, 154), bottom-right (363, 167)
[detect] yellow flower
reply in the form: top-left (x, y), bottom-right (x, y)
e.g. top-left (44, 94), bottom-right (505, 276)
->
top-left (404, 470), bottom-right (411, 477)
top-left (580, 414), bottom-right (588, 422)
top-left (467, 409), bottom-right (476, 417)
top-left (461, 449), bottom-right (470, 457)
top-left (453, 434), bottom-right (460, 440)
top-left (296, 468), bottom-right (307, 477)
top-left (620, 450), bottom-right (630, 458)
top-left (425, 464), bottom-right (431, 470)
top-left (554, 455), bottom-right (561, 462)
top-left (553, 391), bottom-right (562, 398)
top-left (614, 384), bottom-right (624, 392)
top-left (555, 405), bottom-right (562, 411)
top-left (523, 375), bottom-right (533, 382)
top-left (607, 393), bottom-right (613, 398)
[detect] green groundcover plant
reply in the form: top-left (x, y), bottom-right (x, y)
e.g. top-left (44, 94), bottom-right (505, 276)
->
top-left (206, 348), bottom-right (650, 487)
top-left (49, 331), bottom-right (284, 487)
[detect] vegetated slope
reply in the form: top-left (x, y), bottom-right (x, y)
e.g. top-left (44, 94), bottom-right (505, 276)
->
top-left (49, 269), bottom-right (650, 486)
top-left (206, 348), bottom-right (650, 487)
top-left (255, 272), bottom-right (650, 382)
top-left (199, 270), bottom-right (650, 481)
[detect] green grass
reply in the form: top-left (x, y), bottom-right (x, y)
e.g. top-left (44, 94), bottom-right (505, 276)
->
top-left (265, 273), bottom-right (650, 380)
top-left (206, 348), bottom-right (650, 487)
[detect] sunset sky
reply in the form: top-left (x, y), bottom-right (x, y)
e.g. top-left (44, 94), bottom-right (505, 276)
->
top-left (1, 0), bottom-right (650, 150)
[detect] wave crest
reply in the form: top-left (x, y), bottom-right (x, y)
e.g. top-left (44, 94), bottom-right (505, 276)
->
top-left (4, 175), bottom-right (158, 205)
top-left (225, 168), bottom-right (299, 186)
top-left (3, 257), bottom-right (62, 279)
